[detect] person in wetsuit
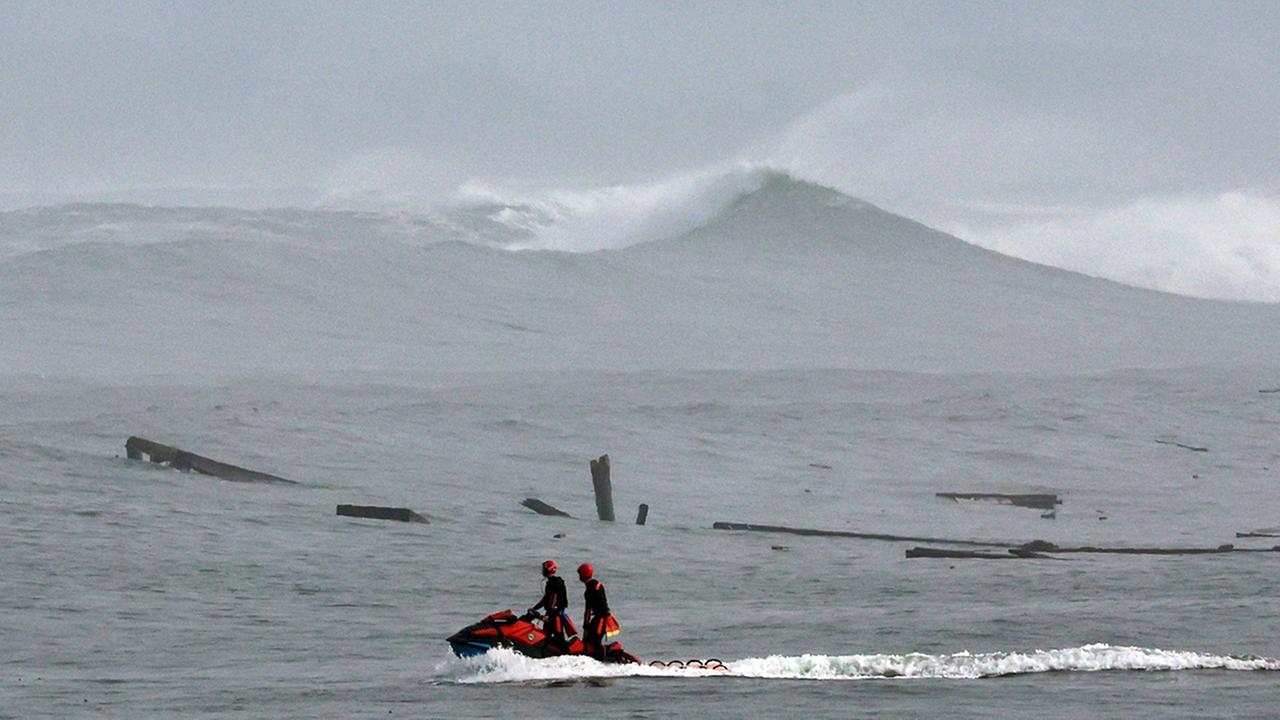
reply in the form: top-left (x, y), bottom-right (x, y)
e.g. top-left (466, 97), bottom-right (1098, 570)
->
top-left (578, 563), bottom-right (610, 660)
top-left (529, 559), bottom-right (573, 651)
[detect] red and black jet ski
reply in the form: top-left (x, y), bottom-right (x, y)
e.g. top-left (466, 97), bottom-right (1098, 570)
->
top-left (448, 610), bottom-right (640, 664)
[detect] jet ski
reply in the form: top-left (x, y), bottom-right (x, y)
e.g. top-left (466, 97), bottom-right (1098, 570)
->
top-left (448, 609), bottom-right (640, 664)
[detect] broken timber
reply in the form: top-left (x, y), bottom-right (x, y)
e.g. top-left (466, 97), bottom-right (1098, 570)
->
top-left (1013, 538), bottom-right (1274, 556)
top-left (936, 492), bottom-right (1061, 510)
top-left (522, 498), bottom-right (572, 518)
top-left (1154, 439), bottom-right (1209, 452)
top-left (711, 521), bottom-right (1011, 547)
top-left (125, 436), bottom-right (295, 484)
top-left (714, 523), bottom-right (1280, 557)
top-left (906, 547), bottom-right (1058, 560)
top-left (590, 454), bottom-right (616, 522)
top-left (336, 505), bottom-right (428, 523)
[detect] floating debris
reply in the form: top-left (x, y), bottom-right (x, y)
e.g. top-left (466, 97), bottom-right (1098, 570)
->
top-left (590, 454), bottom-right (615, 522)
top-left (712, 521), bottom-right (1010, 547)
top-left (125, 436), bottom-right (295, 485)
top-left (906, 547), bottom-right (1057, 560)
top-left (521, 498), bottom-right (572, 517)
top-left (936, 492), bottom-right (1061, 510)
top-left (1017, 541), bottom-right (1276, 555)
top-left (336, 505), bottom-right (428, 523)
top-left (1155, 439), bottom-right (1208, 452)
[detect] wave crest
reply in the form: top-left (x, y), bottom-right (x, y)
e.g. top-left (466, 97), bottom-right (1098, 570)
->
top-left (456, 163), bottom-right (771, 252)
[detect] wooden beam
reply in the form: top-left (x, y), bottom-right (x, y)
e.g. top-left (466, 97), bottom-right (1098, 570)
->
top-left (522, 498), bottom-right (572, 517)
top-left (936, 492), bottom-right (1061, 510)
top-left (336, 505), bottom-right (428, 523)
top-left (906, 547), bottom-right (1056, 560)
top-left (1154, 439), bottom-right (1209, 452)
top-left (1017, 541), bottom-right (1271, 555)
top-left (590, 454), bottom-right (615, 522)
top-left (712, 521), bottom-right (1011, 547)
top-left (125, 436), bottom-right (295, 484)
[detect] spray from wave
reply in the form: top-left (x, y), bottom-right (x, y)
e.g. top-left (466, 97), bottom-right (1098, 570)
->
top-left (945, 193), bottom-right (1280, 303)
top-left (767, 84), bottom-right (1280, 303)
top-left (442, 644), bottom-right (1280, 684)
top-left (454, 163), bottom-right (770, 252)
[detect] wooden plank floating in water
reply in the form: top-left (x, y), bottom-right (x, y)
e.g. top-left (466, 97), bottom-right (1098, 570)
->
top-left (1154, 439), bottom-right (1209, 452)
top-left (1236, 531), bottom-right (1280, 539)
top-left (1017, 540), bottom-right (1279, 555)
top-left (522, 498), bottom-right (572, 517)
top-left (714, 523), bottom-right (1280, 557)
top-left (711, 521), bottom-right (1012, 547)
top-left (905, 547), bottom-right (1057, 560)
top-left (125, 436), bottom-right (296, 484)
top-left (936, 492), bottom-right (1061, 510)
top-left (911, 543), bottom-right (1280, 559)
top-left (336, 504), bottom-right (428, 523)
top-left (590, 454), bottom-right (616, 522)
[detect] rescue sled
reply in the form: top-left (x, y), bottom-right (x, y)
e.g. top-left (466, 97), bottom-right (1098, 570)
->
top-left (447, 610), bottom-right (640, 664)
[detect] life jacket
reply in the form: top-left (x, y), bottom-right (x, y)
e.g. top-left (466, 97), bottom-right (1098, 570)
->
top-left (602, 613), bottom-right (621, 639)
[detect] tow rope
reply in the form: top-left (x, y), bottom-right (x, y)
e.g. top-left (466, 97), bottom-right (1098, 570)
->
top-left (647, 658), bottom-right (729, 671)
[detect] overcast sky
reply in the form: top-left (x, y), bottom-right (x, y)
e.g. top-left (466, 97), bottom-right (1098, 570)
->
top-left (3, 1), bottom-right (1278, 298)
top-left (2, 1), bottom-right (1274, 197)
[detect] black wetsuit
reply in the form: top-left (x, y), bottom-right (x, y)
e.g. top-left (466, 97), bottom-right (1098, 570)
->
top-left (532, 575), bottom-right (570, 649)
top-left (533, 575), bottom-right (568, 615)
top-left (582, 578), bottom-right (610, 659)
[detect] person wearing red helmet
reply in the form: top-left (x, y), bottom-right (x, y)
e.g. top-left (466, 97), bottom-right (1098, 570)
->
top-left (529, 560), bottom-right (574, 651)
top-left (577, 563), bottom-right (612, 660)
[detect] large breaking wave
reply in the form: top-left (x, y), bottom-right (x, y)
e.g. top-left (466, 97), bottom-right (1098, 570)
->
top-left (445, 644), bottom-right (1280, 684)
top-left (5, 164), bottom-right (1278, 304)
top-left (0, 165), bottom-right (774, 258)
top-left (4, 167), bottom-right (1278, 380)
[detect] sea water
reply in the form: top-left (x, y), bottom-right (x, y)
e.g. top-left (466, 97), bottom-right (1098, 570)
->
top-left (4, 367), bottom-right (1279, 718)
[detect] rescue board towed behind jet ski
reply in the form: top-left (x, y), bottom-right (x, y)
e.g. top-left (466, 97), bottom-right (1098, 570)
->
top-left (448, 610), bottom-right (641, 664)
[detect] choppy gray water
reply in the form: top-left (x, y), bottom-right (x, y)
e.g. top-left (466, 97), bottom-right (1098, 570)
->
top-left (5, 367), bottom-right (1280, 718)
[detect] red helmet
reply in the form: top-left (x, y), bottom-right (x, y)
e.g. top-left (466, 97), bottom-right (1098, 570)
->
top-left (577, 563), bottom-right (594, 582)
top-left (542, 559), bottom-right (557, 575)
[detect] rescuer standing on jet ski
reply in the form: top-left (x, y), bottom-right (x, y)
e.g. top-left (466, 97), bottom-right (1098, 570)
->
top-left (529, 560), bottom-right (574, 651)
top-left (578, 563), bottom-right (614, 660)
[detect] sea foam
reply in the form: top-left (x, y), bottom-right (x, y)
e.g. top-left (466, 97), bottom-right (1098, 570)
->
top-left (446, 644), bottom-right (1280, 684)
